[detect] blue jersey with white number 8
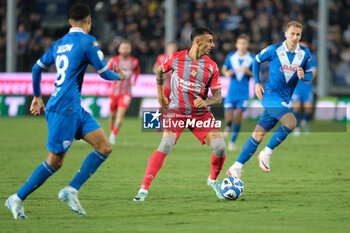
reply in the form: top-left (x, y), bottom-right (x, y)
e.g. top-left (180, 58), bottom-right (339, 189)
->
top-left (36, 28), bottom-right (108, 113)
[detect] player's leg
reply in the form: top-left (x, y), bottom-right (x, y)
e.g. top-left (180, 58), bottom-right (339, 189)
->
top-left (223, 109), bottom-right (233, 138)
top-left (6, 151), bottom-right (64, 219)
top-left (203, 130), bottom-right (226, 199)
top-left (134, 130), bottom-right (177, 201)
top-left (6, 110), bottom-right (75, 219)
top-left (227, 124), bottom-right (268, 178)
top-left (302, 102), bottom-right (312, 134)
top-left (109, 95), bottom-right (118, 145)
top-left (110, 94), bottom-right (131, 145)
top-left (228, 108), bottom-right (243, 151)
top-left (59, 110), bottom-right (108, 216)
top-left (227, 109), bottom-right (276, 178)
top-left (293, 100), bottom-right (302, 136)
top-left (223, 97), bottom-right (234, 138)
top-left (258, 112), bottom-right (296, 172)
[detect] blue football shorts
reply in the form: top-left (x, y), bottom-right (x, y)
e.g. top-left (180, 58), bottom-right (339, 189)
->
top-left (292, 89), bottom-right (313, 103)
top-left (224, 95), bottom-right (249, 111)
top-left (46, 107), bottom-right (100, 153)
top-left (257, 94), bottom-right (291, 131)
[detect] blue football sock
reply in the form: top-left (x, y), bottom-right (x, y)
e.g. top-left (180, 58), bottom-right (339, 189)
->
top-left (294, 112), bottom-right (300, 127)
top-left (267, 125), bottom-right (292, 150)
top-left (304, 113), bottom-right (311, 121)
top-left (236, 136), bottom-right (260, 165)
top-left (69, 150), bottom-right (108, 191)
top-left (226, 121), bottom-right (232, 128)
top-left (17, 161), bottom-right (56, 200)
top-left (230, 123), bottom-right (241, 143)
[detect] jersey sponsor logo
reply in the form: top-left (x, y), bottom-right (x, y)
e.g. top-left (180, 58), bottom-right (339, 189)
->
top-left (179, 78), bottom-right (204, 91)
top-left (93, 41), bottom-right (99, 47)
top-left (57, 44), bottom-right (73, 54)
top-left (279, 64), bottom-right (300, 73)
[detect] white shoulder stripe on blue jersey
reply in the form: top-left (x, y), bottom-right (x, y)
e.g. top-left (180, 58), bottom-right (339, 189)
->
top-left (97, 65), bottom-right (108, 74)
top-left (37, 60), bottom-right (48, 69)
top-left (255, 55), bottom-right (261, 63)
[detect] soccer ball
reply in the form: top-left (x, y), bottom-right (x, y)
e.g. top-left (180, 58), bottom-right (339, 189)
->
top-left (220, 176), bottom-right (244, 200)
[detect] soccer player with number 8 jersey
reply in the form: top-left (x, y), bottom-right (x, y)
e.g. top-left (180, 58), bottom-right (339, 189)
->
top-left (5, 3), bottom-right (124, 219)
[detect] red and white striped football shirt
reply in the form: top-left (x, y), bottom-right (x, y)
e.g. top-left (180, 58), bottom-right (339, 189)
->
top-left (108, 55), bottom-right (140, 96)
top-left (161, 50), bottom-right (221, 116)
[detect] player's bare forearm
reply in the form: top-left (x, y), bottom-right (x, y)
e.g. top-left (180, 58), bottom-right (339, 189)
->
top-left (205, 89), bottom-right (222, 106)
top-left (195, 89), bottom-right (222, 108)
top-left (156, 66), bottom-right (169, 108)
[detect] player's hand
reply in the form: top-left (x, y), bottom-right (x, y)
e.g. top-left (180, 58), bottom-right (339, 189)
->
top-left (223, 70), bottom-right (233, 77)
top-left (255, 83), bottom-right (265, 101)
top-left (297, 68), bottom-right (304, 80)
top-left (158, 96), bottom-right (169, 109)
top-left (242, 66), bottom-right (250, 74)
top-left (115, 69), bottom-right (126, 80)
top-left (194, 97), bottom-right (208, 108)
top-left (30, 96), bottom-right (45, 116)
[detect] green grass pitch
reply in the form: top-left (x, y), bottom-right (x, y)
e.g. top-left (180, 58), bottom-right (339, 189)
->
top-left (0, 116), bottom-right (349, 233)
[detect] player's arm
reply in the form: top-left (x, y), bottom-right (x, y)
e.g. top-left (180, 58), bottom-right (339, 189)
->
top-left (222, 66), bottom-right (233, 77)
top-left (153, 56), bottom-right (161, 74)
top-left (253, 46), bottom-right (273, 100)
top-left (86, 40), bottom-right (124, 81)
top-left (31, 63), bottom-right (46, 115)
top-left (30, 48), bottom-right (55, 115)
top-left (299, 51), bottom-right (315, 82)
top-left (242, 66), bottom-right (253, 77)
top-left (222, 54), bottom-right (233, 77)
top-left (194, 89), bottom-right (222, 108)
top-left (156, 65), bottom-right (169, 108)
top-left (133, 59), bottom-right (141, 85)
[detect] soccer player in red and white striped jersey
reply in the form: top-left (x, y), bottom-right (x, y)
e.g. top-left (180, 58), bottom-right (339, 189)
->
top-left (134, 27), bottom-right (227, 201)
top-left (107, 40), bottom-right (140, 145)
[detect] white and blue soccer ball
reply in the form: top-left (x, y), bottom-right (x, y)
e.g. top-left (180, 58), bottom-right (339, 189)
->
top-left (220, 176), bottom-right (244, 200)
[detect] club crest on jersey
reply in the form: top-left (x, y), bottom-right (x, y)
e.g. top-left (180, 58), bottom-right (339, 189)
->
top-left (191, 70), bottom-right (197, 77)
top-left (279, 64), bottom-right (300, 73)
top-left (63, 140), bottom-right (72, 150)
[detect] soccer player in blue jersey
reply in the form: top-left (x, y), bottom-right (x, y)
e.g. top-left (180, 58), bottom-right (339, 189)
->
top-left (222, 35), bottom-right (254, 151)
top-left (292, 42), bottom-right (317, 136)
top-left (227, 21), bottom-right (314, 179)
top-left (5, 3), bottom-right (124, 219)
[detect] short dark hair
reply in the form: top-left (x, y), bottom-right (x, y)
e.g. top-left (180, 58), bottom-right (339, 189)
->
top-left (237, 34), bottom-right (250, 42)
top-left (190, 27), bottom-right (213, 42)
top-left (69, 3), bottom-right (91, 21)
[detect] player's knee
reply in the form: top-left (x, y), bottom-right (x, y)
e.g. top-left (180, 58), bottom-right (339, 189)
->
top-left (283, 119), bottom-right (297, 130)
top-left (210, 138), bottom-right (226, 157)
top-left (156, 136), bottom-right (176, 155)
top-left (98, 144), bottom-right (112, 155)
